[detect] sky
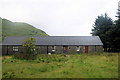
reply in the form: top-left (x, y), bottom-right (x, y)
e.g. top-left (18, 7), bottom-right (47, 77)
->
top-left (0, 0), bottom-right (119, 36)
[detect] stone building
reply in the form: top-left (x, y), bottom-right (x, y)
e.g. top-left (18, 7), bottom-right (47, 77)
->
top-left (2, 36), bottom-right (103, 55)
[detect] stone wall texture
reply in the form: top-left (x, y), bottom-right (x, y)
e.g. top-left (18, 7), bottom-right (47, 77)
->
top-left (2, 45), bottom-right (103, 55)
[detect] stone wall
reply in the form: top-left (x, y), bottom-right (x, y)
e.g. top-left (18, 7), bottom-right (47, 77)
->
top-left (2, 45), bottom-right (7, 55)
top-left (2, 45), bottom-right (103, 55)
top-left (88, 46), bottom-right (95, 53)
top-left (2, 45), bottom-right (24, 55)
top-left (96, 46), bottom-right (103, 52)
top-left (47, 46), bottom-right (63, 54)
top-left (36, 46), bottom-right (47, 54)
top-left (88, 46), bottom-right (103, 53)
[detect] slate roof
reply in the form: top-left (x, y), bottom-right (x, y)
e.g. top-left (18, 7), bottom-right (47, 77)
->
top-left (2, 36), bottom-right (103, 46)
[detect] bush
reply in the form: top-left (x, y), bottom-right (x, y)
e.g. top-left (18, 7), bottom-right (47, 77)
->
top-left (19, 37), bottom-right (37, 60)
top-left (2, 72), bottom-right (16, 78)
top-left (22, 37), bottom-right (36, 55)
top-left (14, 53), bottom-right (37, 60)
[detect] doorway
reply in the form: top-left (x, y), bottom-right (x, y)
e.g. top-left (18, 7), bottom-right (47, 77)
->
top-left (85, 46), bottom-right (88, 53)
top-left (63, 46), bottom-right (68, 53)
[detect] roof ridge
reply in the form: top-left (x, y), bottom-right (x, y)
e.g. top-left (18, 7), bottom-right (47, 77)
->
top-left (5, 36), bottom-right (99, 37)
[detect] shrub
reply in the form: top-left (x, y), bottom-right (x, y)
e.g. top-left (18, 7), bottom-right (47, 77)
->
top-left (14, 53), bottom-right (37, 60)
top-left (2, 72), bottom-right (16, 78)
top-left (16, 37), bottom-right (37, 60)
top-left (22, 37), bottom-right (36, 55)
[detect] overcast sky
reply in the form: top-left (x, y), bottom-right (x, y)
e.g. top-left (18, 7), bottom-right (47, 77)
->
top-left (0, 0), bottom-right (119, 36)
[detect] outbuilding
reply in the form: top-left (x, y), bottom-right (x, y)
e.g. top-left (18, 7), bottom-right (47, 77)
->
top-left (2, 36), bottom-right (103, 55)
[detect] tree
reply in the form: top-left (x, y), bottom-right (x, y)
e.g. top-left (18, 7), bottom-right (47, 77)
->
top-left (110, 9), bottom-right (120, 52)
top-left (22, 37), bottom-right (36, 55)
top-left (14, 37), bottom-right (37, 60)
top-left (91, 13), bottom-right (113, 51)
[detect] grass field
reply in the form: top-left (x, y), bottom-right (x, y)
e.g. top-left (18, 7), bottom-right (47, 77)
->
top-left (2, 53), bottom-right (119, 78)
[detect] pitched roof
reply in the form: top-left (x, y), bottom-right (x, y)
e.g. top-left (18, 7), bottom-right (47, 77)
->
top-left (2, 36), bottom-right (103, 45)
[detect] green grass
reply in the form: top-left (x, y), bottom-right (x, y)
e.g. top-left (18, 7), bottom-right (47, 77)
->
top-left (2, 53), bottom-right (119, 78)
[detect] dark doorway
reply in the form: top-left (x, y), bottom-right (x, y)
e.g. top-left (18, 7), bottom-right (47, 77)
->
top-left (85, 46), bottom-right (88, 53)
top-left (63, 46), bottom-right (68, 53)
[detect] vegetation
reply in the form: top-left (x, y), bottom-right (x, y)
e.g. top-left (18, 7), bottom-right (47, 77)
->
top-left (14, 37), bottom-right (37, 60)
top-left (0, 17), bottom-right (2, 42)
top-left (22, 37), bottom-right (36, 55)
top-left (2, 53), bottom-right (118, 78)
top-left (111, 9), bottom-right (120, 52)
top-left (91, 10), bottom-right (120, 52)
top-left (1, 18), bottom-right (48, 41)
top-left (91, 13), bottom-right (113, 51)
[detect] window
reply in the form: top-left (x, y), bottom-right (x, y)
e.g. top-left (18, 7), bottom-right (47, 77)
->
top-left (76, 46), bottom-right (80, 51)
top-left (13, 46), bottom-right (18, 51)
top-left (52, 46), bottom-right (56, 52)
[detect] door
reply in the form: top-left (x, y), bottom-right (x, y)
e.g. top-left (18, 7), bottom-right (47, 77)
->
top-left (63, 46), bottom-right (68, 53)
top-left (85, 46), bottom-right (88, 53)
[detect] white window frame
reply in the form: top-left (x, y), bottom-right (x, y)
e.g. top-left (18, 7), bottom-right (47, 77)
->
top-left (13, 46), bottom-right (19, 51)
top-left (52, 46), bottom-right (56, 52)
top-left (76, 46), bottom-right (80, 51)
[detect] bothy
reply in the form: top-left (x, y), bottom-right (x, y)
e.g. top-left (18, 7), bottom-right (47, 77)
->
top-left (2, 36), bottom-right (103, 55)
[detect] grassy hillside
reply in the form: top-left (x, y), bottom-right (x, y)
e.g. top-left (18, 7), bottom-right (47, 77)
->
top-left (2, 53), bottom-right (118, 78)
top-left (0, 17), bottom-right (2, 42)
top-left (1, 18), bottom-right (48, 41)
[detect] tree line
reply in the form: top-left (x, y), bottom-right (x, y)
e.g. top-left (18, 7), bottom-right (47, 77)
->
top-left (91, 9), bottom-right (120, 52)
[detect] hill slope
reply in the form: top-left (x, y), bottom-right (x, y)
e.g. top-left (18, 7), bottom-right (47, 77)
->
top-left (0, 18), bottom-right (48, 41)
